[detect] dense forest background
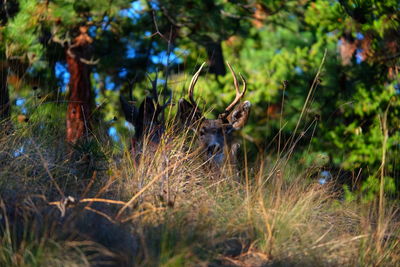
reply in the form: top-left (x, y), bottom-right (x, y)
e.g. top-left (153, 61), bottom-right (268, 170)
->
top-left (0, 0), bottom-right (399, 266)
top-left (2, 0), bottom-right (399, 196)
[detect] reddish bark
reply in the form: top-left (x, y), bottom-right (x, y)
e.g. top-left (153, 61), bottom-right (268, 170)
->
top-left (252, 3), bottom-right (269, 28)
top-left (339, 36), bottom-right (358, 66)
top-left (66, 26), bottom-right (93, 144)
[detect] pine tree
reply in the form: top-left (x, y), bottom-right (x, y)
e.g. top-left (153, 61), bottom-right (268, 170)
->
top-left (155, 0), bottom-right (252, 76)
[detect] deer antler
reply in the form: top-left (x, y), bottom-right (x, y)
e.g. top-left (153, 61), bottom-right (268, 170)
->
top-left (188, 62), bottom-right (206, 107)
top-left (219, 62), bottom-right (247, 120)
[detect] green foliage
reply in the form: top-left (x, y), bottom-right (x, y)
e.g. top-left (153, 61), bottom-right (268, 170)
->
top-left (193, 0), bottom-right (400, 196)
top-left (361, 176), bottom-right (396, 203)
top-left (12, 99), bottom-right (66, 144)
top-left (307, 0), bottom-right (400, 185)
top-left (1, 0), bottom-right (400, 197)
top-left (48, 0), bottom-right (131, 36)
top-left (155, 0), bottom-right (250, 43)
top-left (344, 176), bottom-right (396, 203)
top-left (4, 0), bottom-right (44, 62)
top-left (343, 184), bottom-right (357, 202)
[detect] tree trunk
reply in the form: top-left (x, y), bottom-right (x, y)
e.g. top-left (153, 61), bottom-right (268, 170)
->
top-left (0, 60), bottom-right (10, 122)
top-left (66, 26), bottom-right (93, 144)
top-left (1, 0), bottom-right (19, 126)
top-left (205, 41), bottom-right (226, 76)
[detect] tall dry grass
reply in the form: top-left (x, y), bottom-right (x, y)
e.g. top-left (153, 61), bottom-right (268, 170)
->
top-left (0, 98), bottom-right (399, 266)
top-left (106, 121), bottom-right (399, 266)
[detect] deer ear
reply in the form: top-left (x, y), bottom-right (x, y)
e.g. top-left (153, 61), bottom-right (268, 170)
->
top-left (178, 98), bottom-right (203, 128)
top-left (227, 101), bottom-right (251, 130)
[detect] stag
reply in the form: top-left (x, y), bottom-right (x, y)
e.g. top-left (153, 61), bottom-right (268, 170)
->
top-left (120, 73), bottom-right (171, 158)
top-left (178, 62), bottom-right (251, 165)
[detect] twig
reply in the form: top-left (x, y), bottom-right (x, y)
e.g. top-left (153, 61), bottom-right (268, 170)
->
top-left (48, 198), bottom-right (126, 206)
top-left (81, 171), bottom-right (97, 198)
top-left (84, 206), bottom-right (116, 223)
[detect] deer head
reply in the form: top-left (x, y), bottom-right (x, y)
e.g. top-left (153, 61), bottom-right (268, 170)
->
top-left (178, 62), bottom-right (251, 165)
top-left (120, 73), bottom-right (171, 154)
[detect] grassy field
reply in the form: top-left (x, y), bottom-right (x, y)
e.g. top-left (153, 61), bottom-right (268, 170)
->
top-left (0, 115), bottom-right (399, 267)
